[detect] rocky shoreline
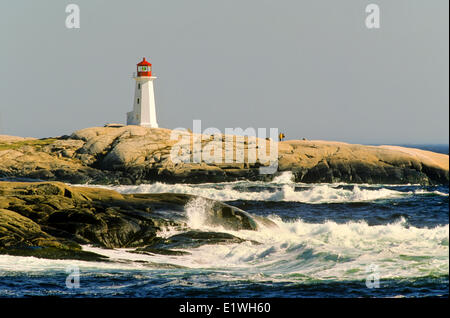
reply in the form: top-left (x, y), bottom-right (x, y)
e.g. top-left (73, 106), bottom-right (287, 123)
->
top-left (0, 181), bottom-right (264, 260)
top-left (0, 126), bottom-right (448, 185)
top-left (0, 126), bottom-right (448, 260)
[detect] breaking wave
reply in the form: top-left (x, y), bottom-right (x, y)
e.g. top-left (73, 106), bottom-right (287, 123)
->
top-left (91, 172), bottom-right (419, 204)
top-left (0, 193), bottom-right (447, 292)
top-left (75, 197), bottom-right (448, 282)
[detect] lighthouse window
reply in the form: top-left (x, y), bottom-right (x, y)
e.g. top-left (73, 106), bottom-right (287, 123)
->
top-left (138, 84), bottom-right (141, 90)
top-left (137, 66), bottom-right (151, 73)
top-left (137, 98), bottom-right (140, 104)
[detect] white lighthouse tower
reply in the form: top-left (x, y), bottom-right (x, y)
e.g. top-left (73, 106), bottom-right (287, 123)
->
top-left (126, 57), bottom-right (159, 128)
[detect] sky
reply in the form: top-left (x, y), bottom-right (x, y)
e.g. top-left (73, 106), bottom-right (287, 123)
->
top-left (0, 0), bottom-right (448, 144)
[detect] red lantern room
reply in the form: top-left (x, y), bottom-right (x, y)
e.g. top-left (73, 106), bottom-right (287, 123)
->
top-left (137, 57), bottom-right (152, 77)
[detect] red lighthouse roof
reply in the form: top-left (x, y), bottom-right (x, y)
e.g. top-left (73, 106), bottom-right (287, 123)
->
top-left (137, 57), bottom-right (152, 66)
top-left (136, 57), bottom-right (152, 77)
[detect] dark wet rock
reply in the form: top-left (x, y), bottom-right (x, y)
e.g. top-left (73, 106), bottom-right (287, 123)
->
top-left (0, 246), bottom-right (108, 261)
top-left (132, 247), bottom-right (191, 256)
top-left (130, 260), bottom-right (186, 269)
top-left (206, 202), bottom-right (258, 231)
top-left (127, 193), bottom-right (268, 231)
top-left (138, 231), bottom-right (249, 250)
top-left (0, 208), bottom-right (107, 261)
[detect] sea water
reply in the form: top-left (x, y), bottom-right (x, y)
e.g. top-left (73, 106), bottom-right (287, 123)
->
top-left (0, 146), bottom-right (448, 298)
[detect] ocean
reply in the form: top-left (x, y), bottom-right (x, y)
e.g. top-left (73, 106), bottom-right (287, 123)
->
top-left (0, 145), bottom-right (448, 298)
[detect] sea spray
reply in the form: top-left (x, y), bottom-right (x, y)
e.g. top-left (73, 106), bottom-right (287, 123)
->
top-left (93, 178), bottom-right (418, 204)
top-left (185, 197), bottom-right (212, 229)
top-left (414, 189), bottom-right (449, 197)
top-left (271, 171), bottom-right (295, 184)
top-left (2, 215), bottom-right (446, 282)
top-left (184, 196), bottom-right (262, 231)
top-left (67, 214), bottom-right (449, 283)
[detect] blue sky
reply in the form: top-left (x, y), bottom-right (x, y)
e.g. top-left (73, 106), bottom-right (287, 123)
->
top-left (0, 0), bottom-right (448, 144)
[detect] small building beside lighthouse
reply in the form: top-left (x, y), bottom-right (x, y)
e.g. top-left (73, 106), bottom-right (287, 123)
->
top-left (127, 57), bottom-right (159, 128)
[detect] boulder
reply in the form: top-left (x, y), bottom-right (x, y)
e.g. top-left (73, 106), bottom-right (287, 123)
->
top-left (0, 126), bottom-right (448, 185)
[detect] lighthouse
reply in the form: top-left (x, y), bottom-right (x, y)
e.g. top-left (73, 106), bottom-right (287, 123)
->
top-left (126, 57), bottom-right (159, 128)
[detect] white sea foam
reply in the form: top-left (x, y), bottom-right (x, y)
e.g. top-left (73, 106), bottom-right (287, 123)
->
top-left (73, 198), bottom-right (449, 282)
top-left (185, 196), bottom-right (213, 229)
top-left (87, 172), bottom-right (410, 204)
top-left (414, 189), bottom-right (449, 197)
top-left (158, 197), bottom-right (448, 281)
top-left (5, 175), bottom-right (445, 283)
top-left (270, 171), bottom-right (295, 184)
top-left (0, 253), bottom-right (150, 273)
top-left (1, 196), bottom-right (447, 283)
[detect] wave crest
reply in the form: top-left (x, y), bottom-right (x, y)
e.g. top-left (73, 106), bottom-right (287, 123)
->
top-left (104, 182), bottom-right (408, 204)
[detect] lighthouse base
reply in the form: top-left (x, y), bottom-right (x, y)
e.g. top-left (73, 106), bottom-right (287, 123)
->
top-left (127, 111), bottom-right (158, 128)
top-left (139, 123), bottom-right (159, 128)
